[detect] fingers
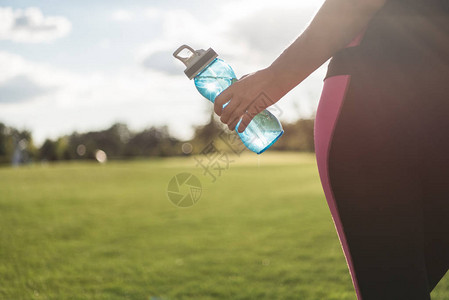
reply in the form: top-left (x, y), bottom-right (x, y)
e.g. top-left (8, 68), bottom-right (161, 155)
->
top-left (236, 112), bottom-right (255, 133)
top-left (214, 86), bottom-right (233, 116)
top-left (223, 103), bottom-right (246, 131)
top-left (228, 113), bottom-right (243, 131)
top-left (217, 92), bottom-right (267, 132)
top-left (236, 103), bottom-right (266, 133)
top-left (219, 97), bottom-right (240, 124)
top-left (214, 71), bottom-right (275, 133)
top-left (214, 83), bottom-right (247, 131)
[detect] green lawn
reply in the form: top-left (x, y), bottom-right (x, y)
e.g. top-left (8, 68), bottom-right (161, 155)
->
top-left (0, 152), bottom-right (447, 299)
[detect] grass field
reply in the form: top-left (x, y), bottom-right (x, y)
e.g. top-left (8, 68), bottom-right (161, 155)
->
top-left (0, 152), bottom-right (448, 299)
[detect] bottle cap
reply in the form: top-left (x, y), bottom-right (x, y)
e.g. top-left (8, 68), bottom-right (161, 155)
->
top-left (173, 45), bottom-right (218, 79)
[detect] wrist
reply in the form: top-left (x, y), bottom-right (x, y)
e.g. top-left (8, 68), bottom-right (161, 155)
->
top-left (258, 66), bottom-right (285, 101)
top-left (266, 62), bottom-right (300, 97)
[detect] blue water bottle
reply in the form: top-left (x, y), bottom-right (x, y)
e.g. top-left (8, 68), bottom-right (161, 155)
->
top-left (173, 45), bottom-right (283, 154)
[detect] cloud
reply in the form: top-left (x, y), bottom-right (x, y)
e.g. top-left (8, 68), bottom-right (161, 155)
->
top-left (142, 50), bottom-right (182, 75)
top-left (138, 2), bottom-right (324, 75)
top-left (0, 7), bottom-right (71, 43)
top-left (144, 8), bottom-right (161, 20)
top-left (111, 9), bottom-right (133, 22)
top-left (226, 5), bottom-right (319, 57)
top-left (0, 51), bottom-right (207, 145)
top-left (0, 51), bottom-right (62, 104)
top-left (0, 75), bottom-right (54, 103)
top-left (138, 9), bottom-right (226, 74)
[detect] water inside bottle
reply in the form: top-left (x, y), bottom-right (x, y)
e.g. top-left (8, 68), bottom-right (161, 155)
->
top-left (195, 76), bottom-right (236, 103)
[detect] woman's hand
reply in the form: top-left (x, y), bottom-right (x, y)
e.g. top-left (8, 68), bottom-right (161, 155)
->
top-left (214, 67), bottom-right (284, 133)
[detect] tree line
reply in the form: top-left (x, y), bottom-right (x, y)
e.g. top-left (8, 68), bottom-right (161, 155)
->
top-left (0, 116), bottom-right (314, 165)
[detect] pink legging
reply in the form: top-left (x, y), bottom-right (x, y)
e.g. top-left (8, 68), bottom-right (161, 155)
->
top-left (314, 33), bottom-right (365, 300)
top-left (315, 76), bottom-right (360, 297)
top-left (314, 27), bottom-right (449, 299)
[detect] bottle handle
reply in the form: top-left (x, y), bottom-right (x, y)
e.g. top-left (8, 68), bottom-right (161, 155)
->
top-left (173, 45), bottom-right (196, 65)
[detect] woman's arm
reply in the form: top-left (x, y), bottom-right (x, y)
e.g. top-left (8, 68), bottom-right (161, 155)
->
top-left (215, 0), bottom-right (387, 133)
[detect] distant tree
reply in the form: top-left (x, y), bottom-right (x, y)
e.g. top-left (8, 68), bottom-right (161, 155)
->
top-left (93, 123), bottom-right (130, 158)
top-left (194, 114), bottom-right (222, 142)
top-left (125, 125), bottom-right (180, 157)
top-left (271, 118), bottom-right (315, 152)
top-left (39, 139), bottom-right (58, 161)
top-left (0, 123), bottom-right (6, 156)
top-left (0, 123), bottom-right (10, 164)
top-left (0, 116), bottom-right (317, 165)
top-left (189, 112), bottom-right (225, 154)
top-left (65, 123), bottom-right (131, 160)
top-left (55, 137), bottom-right (71, 160)
top-left (0, 124), bottom-right (37, 165)
top-left (67, 132), bottom-right (86, 159)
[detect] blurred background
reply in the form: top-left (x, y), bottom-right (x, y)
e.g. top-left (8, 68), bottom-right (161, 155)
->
top-left (1, 1), bottom-right (448, 299)
top-left (0, 0), bottom-right (326, 163)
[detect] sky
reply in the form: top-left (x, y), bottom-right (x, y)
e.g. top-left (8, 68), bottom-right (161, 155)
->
top-left (0, 0), bottom-right (327, 145)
